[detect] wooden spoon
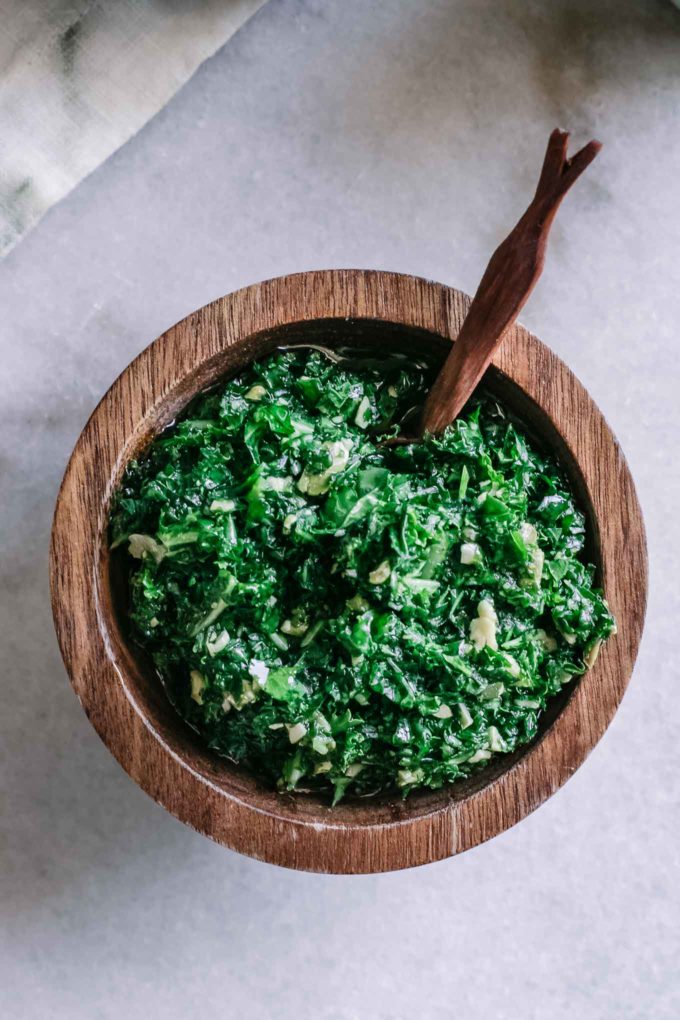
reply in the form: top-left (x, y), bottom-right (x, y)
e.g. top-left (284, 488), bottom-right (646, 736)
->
top-left (414, 129), bottom-right (601, 438)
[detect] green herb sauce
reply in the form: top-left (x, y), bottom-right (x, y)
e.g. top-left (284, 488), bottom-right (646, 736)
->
top-left (110, 347), bottom-right (615, 802)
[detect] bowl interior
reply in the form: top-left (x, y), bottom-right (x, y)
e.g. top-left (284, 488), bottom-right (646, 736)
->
top-left (101, 316), bottom-right (601, 826)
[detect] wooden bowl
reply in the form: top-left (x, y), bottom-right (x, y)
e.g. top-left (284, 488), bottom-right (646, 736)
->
top-left (50, 270), bottom-right (647, 873)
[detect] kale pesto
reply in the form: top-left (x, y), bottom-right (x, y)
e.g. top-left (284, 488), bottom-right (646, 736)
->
top-left (110, 347), bottom-right (615, 802)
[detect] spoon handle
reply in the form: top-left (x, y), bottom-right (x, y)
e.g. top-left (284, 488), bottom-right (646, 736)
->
top-left (420, 129), bottom-right (601, 436)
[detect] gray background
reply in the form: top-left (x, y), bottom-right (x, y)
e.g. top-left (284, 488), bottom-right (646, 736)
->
top-left (2, 1), bottom-right (678, 1018)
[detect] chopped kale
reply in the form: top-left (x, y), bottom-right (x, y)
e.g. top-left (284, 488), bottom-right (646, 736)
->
top-left (110, 347), bottom-right (616, 802)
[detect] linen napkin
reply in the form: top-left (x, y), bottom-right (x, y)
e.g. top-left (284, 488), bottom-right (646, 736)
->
top-left (0, 0), bottom-right (266, 257)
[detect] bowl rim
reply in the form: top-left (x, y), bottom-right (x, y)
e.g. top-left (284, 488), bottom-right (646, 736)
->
top-left (49, 269), bottom-right (648, 873)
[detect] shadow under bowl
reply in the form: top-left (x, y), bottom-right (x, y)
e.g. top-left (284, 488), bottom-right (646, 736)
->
top-left (50, 270), bottom-right (647, 873)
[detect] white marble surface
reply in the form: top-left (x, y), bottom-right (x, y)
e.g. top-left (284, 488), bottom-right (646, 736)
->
top-left (1, 2), bottom-right (679, 1018)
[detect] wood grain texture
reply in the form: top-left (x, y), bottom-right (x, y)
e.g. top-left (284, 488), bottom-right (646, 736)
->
top-left (421, 129), bottom-right (601, 435)
top-left (49, 270), bottom-right (647, 874)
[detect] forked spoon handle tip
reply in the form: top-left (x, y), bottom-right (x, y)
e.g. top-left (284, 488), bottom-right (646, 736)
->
top-left (419, 129), bottom-right (601, 437)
